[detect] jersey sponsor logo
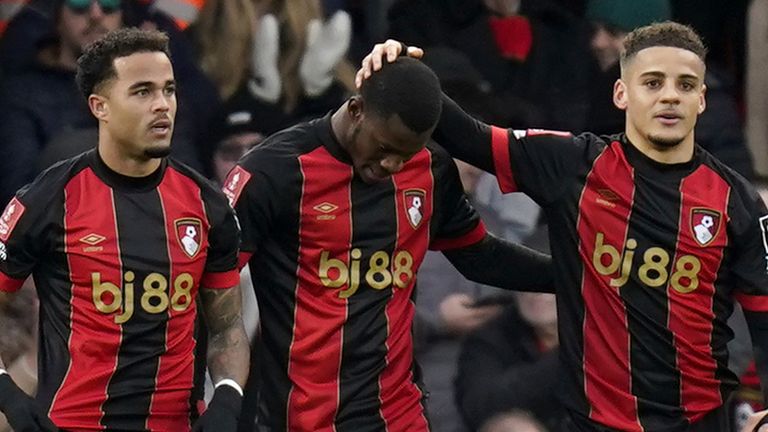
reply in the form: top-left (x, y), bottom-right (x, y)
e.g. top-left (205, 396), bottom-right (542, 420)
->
top-left (526, 128), bottom-right (572, 138)
top-left (319, 248), bottom-right (415, 298)
top-left (592, 232), bottom-right (702, 293)
top-left (0, 241), bottom-right (6, 261)
top-left (0, 197), bottom-right (25, 242)
top-left (691, 208), bottom-right (722, 247)
top-left (760, 215), bottom-right (768, 272)
top-left (79, 233), bottom-right (106, 252)
top-left (175, 218), bottom-right (202, 259)
top-left (313, 201), bottom-right (339, 220)
top-left (92, 271), bottom-right (195, 323)
top-left (403, 189), bottom-right (426, 229)
top-left (222, 166), bottom-right (252, 207)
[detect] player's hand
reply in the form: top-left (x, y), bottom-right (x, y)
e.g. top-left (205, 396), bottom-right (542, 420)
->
top-left (742, 409), bottom-right (768, 432)
top-left (355, 39), bottom-right (424, 88)
top-left (0, 374), bottom-right (58, 432)
top-left (192, 385), bottom-right (242, 432)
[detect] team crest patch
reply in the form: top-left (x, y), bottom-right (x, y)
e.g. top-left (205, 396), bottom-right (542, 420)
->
top-left (222, 166), bottom-right (252, 207)
top-left (175, 218), bottom-right (203, 258)
top-left (0, 197), bottom-right (25, 242)
top-left (691, 208), bottom-right (721, 246)
top-left (403, 189), bottom-right (426, 229)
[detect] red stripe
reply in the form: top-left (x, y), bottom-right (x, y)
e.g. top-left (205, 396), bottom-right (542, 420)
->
top-left (286, 147), bottom-right (352, 431)
top-left (428, 220), bottom-right (487, 251)
top-left (201, 269), bottom-right (239, 289)
top-left (668, 166), bottom-right (729, 422)
top-left (378, 150), bottom-right (432, 431)
top-left (50, 169), bottom-right (122, 430)
top-left (577, 142), bottom-right (641, 431)
top-left (491, 126), bottom-right (518, 193)
top-left (147, 168), bottom-right (208, 431)
top-left (736, 293), bottom-right (768, 312)
top-left (0, 271), bottom-right (24, 292)
top-left (238, 251), bottom-right (253, 270)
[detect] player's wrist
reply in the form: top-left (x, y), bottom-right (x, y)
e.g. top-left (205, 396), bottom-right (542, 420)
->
top-left (208, 382), bottom-right (243, 418)
top-left (214, 378), bottom-right (243, 397)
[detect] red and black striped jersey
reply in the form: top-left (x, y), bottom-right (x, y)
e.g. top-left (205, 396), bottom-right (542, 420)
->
top-left (226, 114), bottom-right (486, 432)
top-left (435, 94), bottom-right (768, 432)
top-left (0, 150), bottom-right (240, 431)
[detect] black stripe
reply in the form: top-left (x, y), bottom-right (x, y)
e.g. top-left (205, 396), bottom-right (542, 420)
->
top-left (36, 190), bottom-right (71, 411)
top-left (101, 190), bottom-right (169, 431)
top-left (335, 178), bottom-right (395, 432)
top-left (622, 176), bottom-right (685, 430)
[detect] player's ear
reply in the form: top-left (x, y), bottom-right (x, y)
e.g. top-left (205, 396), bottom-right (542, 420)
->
top-left (89, 95), bottom-right (109, 121)
top-left (613, 79), bottom-right (628, 110)
top-left (347, 96), bottom-right (364, 122)
top-left (698, 83), bottom-right (707, 115)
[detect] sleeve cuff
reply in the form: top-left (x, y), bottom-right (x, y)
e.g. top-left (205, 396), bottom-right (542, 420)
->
top-left (491, 126), bottom-right (518, 193)
top-left (429, 221), bottom-right (487, 251)
top-left (0, 272), bottom-right (25, 293)
top-left (736, 292), bottom-right (768, 312)
top-left (201, 269), bottom-right (239, 289)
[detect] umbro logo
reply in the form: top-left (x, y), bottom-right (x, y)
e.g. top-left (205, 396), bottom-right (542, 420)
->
top-left (80, 233), bottom-right (106, 252)
top-left (595, 188), bottom-right (620, 208)
top-left (313, 202), bottom-right (338, 221)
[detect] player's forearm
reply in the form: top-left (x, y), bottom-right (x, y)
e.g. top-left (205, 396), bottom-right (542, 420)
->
top-left (206, 322), bottom-right (250, 387)
top-left (200, 286), bottom-right (250, 387)
top-left (444, 234), bottom-right (554, 293)
top-left (434, 94), bottom-right (496, 173)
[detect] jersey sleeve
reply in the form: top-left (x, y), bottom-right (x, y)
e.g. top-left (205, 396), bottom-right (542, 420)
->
top-left (429, 146), bottom-right (487, 251)
top-left (730, 186), bottom-right (768, 312)
top-left (224, 150), bottom-right (284, 268)
top-left (200, 182), bottom-right (241, 289)
top-left (434, 93), bottom-right (589, 205)
top-left (0, 174), bottom-right (62, 292)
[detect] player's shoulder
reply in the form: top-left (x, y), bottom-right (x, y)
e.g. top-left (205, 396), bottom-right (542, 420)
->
top-left (165, 158), bottom-right (230, 205)
top-left (16, 150), bottom-right (92, 204)
top-left (698, 149), bottom-right (764, 211)
top-left (238, 118), bottom-right (324, 173)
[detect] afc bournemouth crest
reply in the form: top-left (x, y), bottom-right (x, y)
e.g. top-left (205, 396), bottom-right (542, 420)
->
top-left (691, 208), bottom-right (721, 246)
top-left (175, 218), bottom-right (202, 258)
top-left (403, 189), bottom-right (426, 229)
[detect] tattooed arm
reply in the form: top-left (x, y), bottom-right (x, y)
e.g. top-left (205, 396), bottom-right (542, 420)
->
top-left (199, 285), bottom-right (250, 387)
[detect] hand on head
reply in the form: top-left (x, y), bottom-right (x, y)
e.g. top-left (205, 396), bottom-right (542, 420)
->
top-left (355, 39), bottom-right (424, 88)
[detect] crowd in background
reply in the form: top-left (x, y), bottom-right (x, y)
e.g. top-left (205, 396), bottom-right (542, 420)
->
top-left (0, 0), bottom-right (766, 431)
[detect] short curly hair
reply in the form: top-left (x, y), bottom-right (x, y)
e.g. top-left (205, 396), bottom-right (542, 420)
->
top-left (76, 28), bottom-right (171, 99)
top-left (620, 21), bottom-right (707, 70)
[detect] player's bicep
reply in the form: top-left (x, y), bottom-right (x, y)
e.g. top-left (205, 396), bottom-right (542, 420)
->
top-left (732, 196), bottom-right (768, 312)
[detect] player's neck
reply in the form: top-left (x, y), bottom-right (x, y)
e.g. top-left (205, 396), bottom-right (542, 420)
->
top-left (331, 105), bottom-right (353, 154)
top-left (98, 138), bottom-right (162, 178)
top-left (625, 128), bottom-right (694, 165)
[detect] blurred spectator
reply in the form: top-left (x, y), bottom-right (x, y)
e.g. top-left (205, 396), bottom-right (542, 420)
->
top-left (0, 278), bottom-right (39, 432)
top-left (584, 0), bottom-right (671, 135)
top-left (388, 0), bottom-right (593, 130)
top-left (746, 0), bottom-right (768, 178)
top-left (206, 0), bottom-right (355, 138)
top-left (479, 411), bottom-right (548, 432)
top-left (583, 0), bottom-right (755, 179)
top-left (455, 291), bottom-right (563, 432)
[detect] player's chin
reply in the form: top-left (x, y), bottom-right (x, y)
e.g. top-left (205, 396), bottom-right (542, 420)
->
top-left (647, 131), bottom-right (685, 149)
top-left (359, 166), bottom-right (391, 184)
top-left (143, 143), bottom-right (172, 159)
